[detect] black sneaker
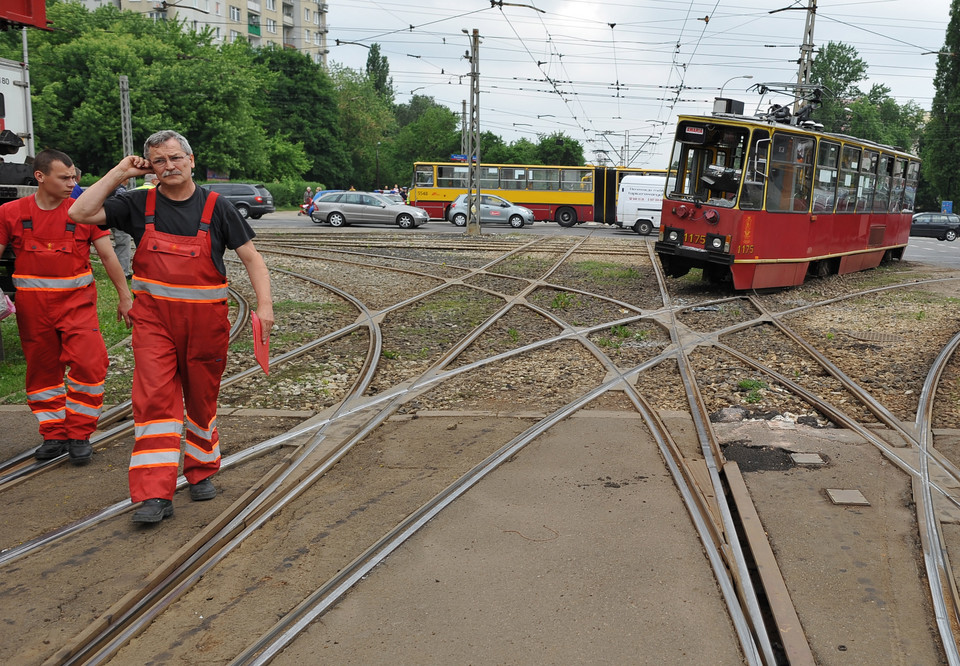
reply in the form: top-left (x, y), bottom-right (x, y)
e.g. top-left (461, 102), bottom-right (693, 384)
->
top-left (189, 478), bottom-right (217, 501)
top-left (68, 439), bottom-right (92, 466)
top-left (35, 439), bottom-right (68, 461)
top-left (132, 498), bottom-right (174, 524)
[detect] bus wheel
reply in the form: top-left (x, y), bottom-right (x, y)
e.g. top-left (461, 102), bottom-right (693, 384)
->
top-left (634, 220), bottom-right (652, 235)
top-left (556, 207), bottom-right (577, 227)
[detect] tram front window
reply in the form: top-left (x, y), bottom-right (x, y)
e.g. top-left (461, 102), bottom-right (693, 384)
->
top-left (669, 122), bottom-right (750, 208)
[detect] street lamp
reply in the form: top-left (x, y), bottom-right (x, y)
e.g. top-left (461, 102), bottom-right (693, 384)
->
top-left (375, 141), bottom-right (381, 191)
top-left (719, 75), bottom-right (753, 98)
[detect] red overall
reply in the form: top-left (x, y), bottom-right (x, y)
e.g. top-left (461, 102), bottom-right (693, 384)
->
top-left (12, 197), bottom-right (108, 441)
top-left (128, 188), bottom-right (230, 502)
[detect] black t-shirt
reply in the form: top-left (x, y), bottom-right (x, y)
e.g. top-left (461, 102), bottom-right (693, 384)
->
top-left (101, 185), bottom-right (256, 275)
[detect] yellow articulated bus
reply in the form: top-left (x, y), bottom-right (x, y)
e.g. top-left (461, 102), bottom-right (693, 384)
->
top-left (408, 161), bottom-right (667, 227)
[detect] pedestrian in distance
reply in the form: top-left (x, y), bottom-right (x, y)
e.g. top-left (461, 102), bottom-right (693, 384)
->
top-left (70, 130), bottom-right (274, 526)
top-left (0, 149), bottom-right (133, 465)
top-left (299, 186), bottom-right (312, 215)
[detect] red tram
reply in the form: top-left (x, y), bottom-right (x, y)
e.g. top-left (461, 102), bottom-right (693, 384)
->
top-left (654, 97), bottom-right (919, 290)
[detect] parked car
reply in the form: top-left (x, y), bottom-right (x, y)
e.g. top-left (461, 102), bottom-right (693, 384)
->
top-left (201, 182), bottom-right (275, 219)
top-left (310, 191), bottom-right (429, 229)
top-left (446, 193), bottom-right (534, 228)
top-left (911, 212), bottom-right (959, 241)
top-left (379, 192), bottom-right (405, 204)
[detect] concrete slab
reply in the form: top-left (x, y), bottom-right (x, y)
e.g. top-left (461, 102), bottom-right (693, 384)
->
top-left (274, 414), bottom-right (744, 664)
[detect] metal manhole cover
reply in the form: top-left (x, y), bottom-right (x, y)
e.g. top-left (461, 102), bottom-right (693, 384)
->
top-left (844, 330), bottom-right (901, 343)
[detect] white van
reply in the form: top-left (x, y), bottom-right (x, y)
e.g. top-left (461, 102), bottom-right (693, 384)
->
top-left (616, 175), bottom-right (666, 235)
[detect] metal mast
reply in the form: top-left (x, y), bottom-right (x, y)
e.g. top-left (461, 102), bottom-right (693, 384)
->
top-left (464, 29), bottom-right (481, 236)
top-left (795, 0), bottom-right (817, 111)
top-left (119, 75), bottom-right (136, 188)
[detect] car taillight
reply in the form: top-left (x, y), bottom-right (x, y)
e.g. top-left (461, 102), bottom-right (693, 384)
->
top-left (254, 196), bottom-right (263, 203)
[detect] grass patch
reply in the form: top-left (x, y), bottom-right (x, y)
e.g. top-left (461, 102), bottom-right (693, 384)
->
top-left (575, 260), bottom-right (641, 282)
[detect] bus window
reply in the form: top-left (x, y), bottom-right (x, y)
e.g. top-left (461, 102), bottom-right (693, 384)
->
top-left (836, 146), bottom-right (860, 212)
top-left (889, 158), bottom-right (906, 212)
top-left (856, 150), bottom-right (877, 213)
top-left (739, 131), bottom-right (768, 210)
top-left (501, 167), bottom-right (526, 190)
top-left (480, 166), bottom-right (499, 191)
top-left (765, 133), bottom-right (814, 212)
top-left (415, 164), bottom-right (434, 187)
top-left (813, 140), bottom-right (840, 213)
top-left (873, 154), bottom-right (892, 212)
top-left (527, 168), bottom-right (559, 191)
top-left (904, 161), bottom-right (920, 211)
top-left (438, 164), bottom-right (468, 188)
top-left (562, 169), bottom-right (592, 191)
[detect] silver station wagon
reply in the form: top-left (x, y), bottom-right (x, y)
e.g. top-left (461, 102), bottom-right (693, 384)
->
top-left (311, 191), bottom-right (429, 229)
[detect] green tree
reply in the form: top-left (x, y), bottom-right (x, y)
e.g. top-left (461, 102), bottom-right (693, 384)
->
top-left (329, 64), bottom-right (395, 188)
top-left (809, 40), bottom-right (923, 155)
top-left (535, 132), bottom-right (584, 165)
top-left (365, 43), bottom-right (393, 101)
top-left (14, 3), bottom-right (312, 180)
top-left (922, 0), bottom-right (960, 208)
top-left (809, 41), bottom-right (868, 132)
top-left (253, 45), bottom-right (348, 184)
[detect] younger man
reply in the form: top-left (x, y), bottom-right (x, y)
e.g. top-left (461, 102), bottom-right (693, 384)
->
top-left (0, 149), bottom-right (132, 464)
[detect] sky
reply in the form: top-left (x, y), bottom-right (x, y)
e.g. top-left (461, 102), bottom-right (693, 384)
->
top-left (326, 0), bottom-right (953, 168)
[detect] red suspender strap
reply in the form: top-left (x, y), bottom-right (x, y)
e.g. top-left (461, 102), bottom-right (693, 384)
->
top-left (200, 191), bottom-right (218, 230)
top-left (145, 186), bottom-right (157, 217)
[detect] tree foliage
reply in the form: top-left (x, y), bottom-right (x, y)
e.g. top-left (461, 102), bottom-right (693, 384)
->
top-left (0, 0), bottom-right (628, 195)
top-left (921, 0), bottom-right (960, 209)
top-left (809, 40), bottom-right (923, 154)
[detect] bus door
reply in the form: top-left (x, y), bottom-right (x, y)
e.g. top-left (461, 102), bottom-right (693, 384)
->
top-left (593, 167), bottom-right (618, 224)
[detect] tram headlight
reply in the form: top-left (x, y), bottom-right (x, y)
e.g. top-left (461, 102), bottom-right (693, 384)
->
top-left (705, 233), bottom-right (729, 253)
top-left (662, 227), bottom-right (684, 245)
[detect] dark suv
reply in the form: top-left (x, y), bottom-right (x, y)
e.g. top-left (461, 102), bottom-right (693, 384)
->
top-left (911, 212), bottom-right (959, 242)
top-left (201, 182), bottom-right (275, 219)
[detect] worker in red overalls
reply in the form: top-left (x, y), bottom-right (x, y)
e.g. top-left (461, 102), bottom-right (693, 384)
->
top-left (71, 131), bottom-right (274, 525)
top-left (0, 149), bottom-right (133, 464)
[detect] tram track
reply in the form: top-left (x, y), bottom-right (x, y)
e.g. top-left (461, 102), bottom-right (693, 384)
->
top-left (1, 230), bottom-right (959, 664)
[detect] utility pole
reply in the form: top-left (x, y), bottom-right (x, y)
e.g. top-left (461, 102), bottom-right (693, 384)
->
top-left (119, 75), bottom-right (136, 189)
top-left (460, 100), bottom-right (467, 156)
top-left (795, 0), bottom-right (817, 112)
top-left (464, 29), bottom-right (481, 237)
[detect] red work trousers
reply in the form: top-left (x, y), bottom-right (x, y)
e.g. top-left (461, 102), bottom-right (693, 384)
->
top-left (128, 296), bottom-right (229, 502)
top-left (17, 285), bottom-right (108, 440)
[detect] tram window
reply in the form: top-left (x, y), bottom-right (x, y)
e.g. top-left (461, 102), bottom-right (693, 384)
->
top-left (873, 154), bottom-right (893, 212)
top-left (813, 140), bottom-right (840, 213)
top-left (438, 165), bottom-right (468, 189)
top-left (501, 167), bottom-right (526, 190)
top-left (904, 161), bottom-right (920, 211)
top-left (856, 150), bottom-right (878, 213)
top-left (889, 159), bottom-right (906, 212)
top-left (836, 146), bottom-right (861, 213)
top-left (667, 122), bottom-right (749, 206)
top-left (480, 166), bottom-right (499, 191)
top-left (528, 168), bottom-right (559, 191)
top-left (415, 165), bottom-right (435, 187)
top-left (739, 132), bottom-right (769, 210)
top-left (765, 133), bottom-right (815, 213)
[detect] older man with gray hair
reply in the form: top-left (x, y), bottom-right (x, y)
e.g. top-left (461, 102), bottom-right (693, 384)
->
top-left (70, 130), bottom-right (274, 525)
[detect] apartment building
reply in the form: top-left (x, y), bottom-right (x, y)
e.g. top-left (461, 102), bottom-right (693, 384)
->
top-left (76, 0), bottom-right (329, 66)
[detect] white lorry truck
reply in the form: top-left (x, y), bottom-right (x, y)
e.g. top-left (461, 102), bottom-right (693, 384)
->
top-left (615, 174), bottom-right (666, 236)
top-left (1, 56), bottom-right (36, 296)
